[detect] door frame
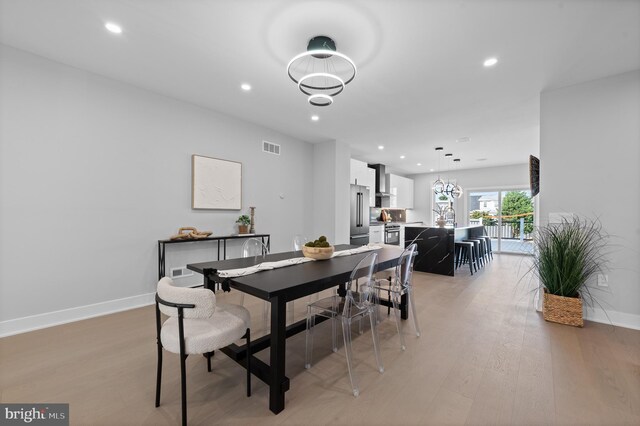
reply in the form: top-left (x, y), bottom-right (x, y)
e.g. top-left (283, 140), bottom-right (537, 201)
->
top-left (464, 186), bottom-right (538, 254)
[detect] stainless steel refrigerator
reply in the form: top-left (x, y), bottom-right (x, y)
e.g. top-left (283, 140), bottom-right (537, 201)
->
top-left (350, 184), bottom-right (370, 245)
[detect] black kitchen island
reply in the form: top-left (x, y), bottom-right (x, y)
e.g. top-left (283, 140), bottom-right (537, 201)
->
top-left (404, 225), bottom-right (485, 276)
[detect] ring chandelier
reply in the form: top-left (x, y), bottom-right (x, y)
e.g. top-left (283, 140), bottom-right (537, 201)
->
top-left (287, 36), bottom-right (356, 106)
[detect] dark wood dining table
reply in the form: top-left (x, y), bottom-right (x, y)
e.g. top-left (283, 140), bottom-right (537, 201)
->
top-left (187, 244), bottom-right (404, 414)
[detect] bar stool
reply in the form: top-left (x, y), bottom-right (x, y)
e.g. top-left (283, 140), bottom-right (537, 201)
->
top-left (464, 239), bottom-right (484, 269)
top-left (455, 241), bottom-right (475, 275)
top-left (471, 237), bottom-right (488, 265)
top-left (474, 238), bottom-right (487, 266)
top-left (454, 242), bottom-right (463, 268)
top-left (479, 235), bottom-right (493, 261)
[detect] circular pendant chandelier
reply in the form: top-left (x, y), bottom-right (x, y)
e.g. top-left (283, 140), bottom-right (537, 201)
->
top-left (432, 148), bottom-right (463, 199)
top-left (287, 36), bottom-right (357, 106)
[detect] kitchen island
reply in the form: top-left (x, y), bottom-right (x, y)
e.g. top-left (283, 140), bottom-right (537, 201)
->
top-left (404, 225), bottom-right (485, 276)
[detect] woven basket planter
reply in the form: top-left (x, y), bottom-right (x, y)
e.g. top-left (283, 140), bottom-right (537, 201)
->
top-left (543, 290), bottom-right (583, 327)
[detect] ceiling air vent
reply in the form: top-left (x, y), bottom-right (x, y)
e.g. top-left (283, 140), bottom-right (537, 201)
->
top-left (262, 140), bottom-right (281, 155)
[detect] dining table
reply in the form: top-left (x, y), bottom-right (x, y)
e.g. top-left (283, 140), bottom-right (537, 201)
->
top-left (187, 243), bottom-right (405, 414)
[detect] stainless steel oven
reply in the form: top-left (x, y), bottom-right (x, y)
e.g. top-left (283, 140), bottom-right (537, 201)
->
top-left (384, 224), bottom-right (400, 245)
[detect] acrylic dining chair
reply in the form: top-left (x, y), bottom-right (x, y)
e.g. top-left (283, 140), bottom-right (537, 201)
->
top-left (305, 251), bottom-right (383, 397)
top-left (240, 238), bottom-right (271, 327)
top-left (373, 243), bottom-right (420, 350)
top-left (293, 234), bottom-right (323, 305)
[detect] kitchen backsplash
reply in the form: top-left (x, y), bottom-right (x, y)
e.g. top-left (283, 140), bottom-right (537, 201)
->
top-left (370, 208), bottom-right (406, 222)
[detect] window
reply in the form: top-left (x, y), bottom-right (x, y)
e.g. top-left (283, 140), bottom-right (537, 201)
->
top-left (467, 189), bottom-right (534, 254)
top-left (433, 192), bottom-right (457, 226)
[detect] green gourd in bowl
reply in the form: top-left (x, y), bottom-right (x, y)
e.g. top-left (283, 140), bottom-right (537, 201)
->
top-left (302, 235), bottom-right (334, 260)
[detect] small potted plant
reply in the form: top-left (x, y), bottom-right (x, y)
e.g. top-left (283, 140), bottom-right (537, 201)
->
top-left (529, 216), bottom-right (608, 327)
top-left (236, 214), bottom-right (251, 234)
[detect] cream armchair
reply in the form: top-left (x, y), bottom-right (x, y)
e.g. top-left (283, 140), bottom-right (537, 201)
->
top-left (155, 277), bottom-right (251, 426)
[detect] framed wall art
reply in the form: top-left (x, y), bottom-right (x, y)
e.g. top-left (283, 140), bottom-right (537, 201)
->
top-left (529, 155), bottom-right (540, 197)
top-left (192, 155), bottom-right (242, 210)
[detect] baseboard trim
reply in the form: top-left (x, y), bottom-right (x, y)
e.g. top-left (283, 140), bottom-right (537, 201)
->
top-left (584, 306), bottom-right (640, 330)
top-left (533, 288), bottom-right (639, 330)
top-left (2, 291), bottom-right (638, 338)
top-left (0, 293), bottom-right (155, 338)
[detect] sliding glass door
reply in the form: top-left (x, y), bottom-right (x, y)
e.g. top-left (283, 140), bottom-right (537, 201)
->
top-left (467, 189), bottom-right (534, 254)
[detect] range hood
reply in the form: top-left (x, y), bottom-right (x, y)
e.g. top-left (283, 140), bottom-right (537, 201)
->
top-left (369, 164), bottom-right (391, 207)
top-left (369, 164), bottom-right (390, 196)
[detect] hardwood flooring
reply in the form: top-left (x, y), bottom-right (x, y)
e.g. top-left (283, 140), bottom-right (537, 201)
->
top-left (1, 254), bottom-right (638, 425)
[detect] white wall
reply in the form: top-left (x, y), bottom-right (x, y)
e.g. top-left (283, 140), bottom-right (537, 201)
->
top-left (407, 164), bottom-right (530, 225)
top-left (0, 45), bottom-right (315, 334)
top-left (312, 143), bottom-right (336, 243)
top-left (334, 142), bottom-right (351, 245)
top-left (540, 70), bottom-right (640, 328)
top-left (312, 141), bottom-right (350, 245)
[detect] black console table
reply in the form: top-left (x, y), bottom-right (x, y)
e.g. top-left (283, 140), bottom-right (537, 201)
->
top-left (158, 233), bottom-right (270, 280)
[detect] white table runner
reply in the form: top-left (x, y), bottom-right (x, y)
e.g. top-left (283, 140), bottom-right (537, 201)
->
top-left (217, 244), bottom-right (382, 278)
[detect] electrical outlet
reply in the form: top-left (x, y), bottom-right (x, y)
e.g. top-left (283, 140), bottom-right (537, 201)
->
top-left (597, 274), bottom-right (609, 287)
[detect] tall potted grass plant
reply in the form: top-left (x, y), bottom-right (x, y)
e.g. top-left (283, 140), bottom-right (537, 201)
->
top-left (531, 216), bottom-right (608, 327)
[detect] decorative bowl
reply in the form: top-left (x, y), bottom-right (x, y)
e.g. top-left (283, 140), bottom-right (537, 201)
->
top-left (302, 245), bottom-right (335, 260)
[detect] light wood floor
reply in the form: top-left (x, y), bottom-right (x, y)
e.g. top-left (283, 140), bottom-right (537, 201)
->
top-left (1, 254), bottom-right (639, 425)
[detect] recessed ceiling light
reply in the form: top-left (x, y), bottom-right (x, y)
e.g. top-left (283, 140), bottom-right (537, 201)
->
top-left (430, 168), bottom-right (435, 172)
top-left (417, 163), bottom-right (422, 166)
top-left (378, 145), bottom-right (384, 150)
top-left (457, 137), bottom-right (470, 143)
top-left (483, 57), bottom-right (498, 67)
top-left (105, 22), bottom-right (123, 34)
top-left (311, 115), bottom-right (319, 121)
top-left (241, 83), bottom-right (251, 91)
top-left (400, 155), bottom-right (405, 159)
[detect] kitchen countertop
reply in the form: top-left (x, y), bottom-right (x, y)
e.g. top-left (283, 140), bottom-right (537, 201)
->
top-left (404, 224), bottom-right (482, 229)
top-left (370, 221), bottom-right (423, 226)
top-left (404, 224), bottom-right (454, 230)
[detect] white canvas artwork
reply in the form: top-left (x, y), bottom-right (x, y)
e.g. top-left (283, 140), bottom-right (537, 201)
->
top-left (192, 155), bottom-right (242, 210)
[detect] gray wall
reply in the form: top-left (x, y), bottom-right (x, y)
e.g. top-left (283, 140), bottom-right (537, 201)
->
top-left (540, 70), bottom-right (640, 327)
top-left (0, 45), bottom-right (315, 328)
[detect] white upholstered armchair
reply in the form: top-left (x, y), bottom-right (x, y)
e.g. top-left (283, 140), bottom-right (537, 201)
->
top-left (155, 277), bottom-right (251, 426)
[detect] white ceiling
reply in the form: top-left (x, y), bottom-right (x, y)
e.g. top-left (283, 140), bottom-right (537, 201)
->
top-left (1, 0), bottom-right (638, 174)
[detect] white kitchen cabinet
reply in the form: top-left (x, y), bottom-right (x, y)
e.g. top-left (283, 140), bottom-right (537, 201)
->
top-left (387, 174), bottom-right (414, 209)
top-left (366, 167), bottom-right (376, 206)
top-left (350, 159), bottom-right (375, 205)
top-left (350, 159), bottom-right (367, 185)
top-left (369, 224), bottom-right (384, 244)
top-left (349, 159), bottom-right (357, 184)
top-left (387, 173), bottom-right (398, 208)
top-left (400, 176), bottom-right (414, 209)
